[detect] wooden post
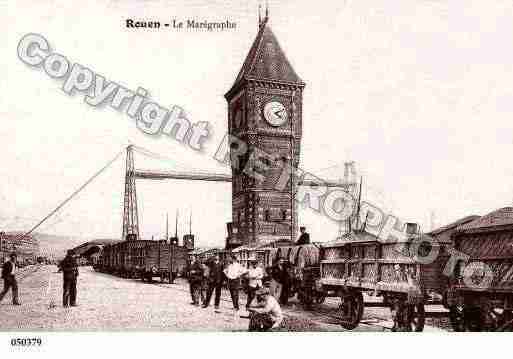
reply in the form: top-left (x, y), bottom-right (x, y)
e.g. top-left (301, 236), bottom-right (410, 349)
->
top-left (169, 242), bottom-right (174, 284)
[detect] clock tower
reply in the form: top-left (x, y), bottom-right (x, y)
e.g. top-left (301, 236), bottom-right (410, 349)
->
top-left (225, 12), bottom-right (305, 247)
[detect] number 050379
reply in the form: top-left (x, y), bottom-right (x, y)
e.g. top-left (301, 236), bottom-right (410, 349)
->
top-left (10, 338), bottom-right (42, 346)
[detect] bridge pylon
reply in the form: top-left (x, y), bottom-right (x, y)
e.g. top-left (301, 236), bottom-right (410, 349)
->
top-left (122, 145), bottom-right (139, 241)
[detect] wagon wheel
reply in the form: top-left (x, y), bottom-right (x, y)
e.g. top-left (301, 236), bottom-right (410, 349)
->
top-left (337, 291), bottom-right (364, 330)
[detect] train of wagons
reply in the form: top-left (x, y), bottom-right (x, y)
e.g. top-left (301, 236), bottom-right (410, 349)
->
top-left (240, 208), bottom-right (513, 332)
top-left (94, 234), bottom-right (189, 283)
top-left (93, 207), bottom-right (513, 332)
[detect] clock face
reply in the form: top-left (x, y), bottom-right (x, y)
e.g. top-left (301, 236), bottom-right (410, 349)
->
top-left (263, 101), bottom-right (288, 127)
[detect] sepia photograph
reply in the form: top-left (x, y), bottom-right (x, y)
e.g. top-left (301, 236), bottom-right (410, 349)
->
top-left (1, 1), bottom-right (513, 356)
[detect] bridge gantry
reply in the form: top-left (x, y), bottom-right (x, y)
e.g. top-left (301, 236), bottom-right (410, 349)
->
top-left (122, 145), bottom-right (356, 242)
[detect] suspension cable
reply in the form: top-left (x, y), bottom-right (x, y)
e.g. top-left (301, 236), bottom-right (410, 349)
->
top-left (15, 148), bottom-right (124, 241)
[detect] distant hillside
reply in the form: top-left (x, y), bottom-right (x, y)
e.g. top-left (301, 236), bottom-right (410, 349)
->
top-left (31, 232), bottom-right (87, 259)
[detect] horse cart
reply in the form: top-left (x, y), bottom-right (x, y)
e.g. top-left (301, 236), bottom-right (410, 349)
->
top-left (319, 227), bottom-right (451, 331)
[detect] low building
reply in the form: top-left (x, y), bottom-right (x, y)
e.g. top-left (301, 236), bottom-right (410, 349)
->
top-left (0, 231), bottom-right (39, 265)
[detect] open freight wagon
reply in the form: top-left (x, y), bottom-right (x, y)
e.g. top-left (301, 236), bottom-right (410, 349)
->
top-left (97, 240), bottom-right (188, 283)
top-left (319, 227), bottom-right (451, 331)
top-left (446, 207), bottom-right (513, 331)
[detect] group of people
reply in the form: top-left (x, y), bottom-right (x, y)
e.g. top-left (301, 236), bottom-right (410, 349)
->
top-left (187, 254), bottom-right (294, 331)
top-left (0, 249), bottom-right (79, 308)
top-left (185, 226), bottom-right (311, 331)
top-left (188, 254), bottom-right (264, 310)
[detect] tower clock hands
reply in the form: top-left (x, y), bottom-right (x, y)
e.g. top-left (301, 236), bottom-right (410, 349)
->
top-left (264, 101), bottom-right (287, 126)
top-left (274, 109), bottom-right (285, 119)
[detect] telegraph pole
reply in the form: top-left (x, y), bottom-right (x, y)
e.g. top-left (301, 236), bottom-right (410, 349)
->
top-left (0, 232), bottom-right (4, 264)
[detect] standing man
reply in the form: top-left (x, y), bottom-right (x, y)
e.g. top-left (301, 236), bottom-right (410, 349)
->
top-left (59, 250), bottom-right (79, 307)
top-left (223, 255), bottom-right (247, 312)
top-left (272, 259), bottom-right (291, 305)
top-left (245, 259), bottom-right (264, 310)
top-left (188, 257), bottom-right (203, 306)
top-left (248, 287), bottom-right (283, 331)
top-left (203, 255), bottom-right (225, 311)
top-left (296, 226), bottom-right (310, 245)
top-left (200, 262), bottom-right (210, 305)
top-left (0, 253), bottom-right (21, 305)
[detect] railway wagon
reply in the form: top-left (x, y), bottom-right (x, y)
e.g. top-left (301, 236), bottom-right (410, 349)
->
top-left (98, 240), bottom-right (189, 282)
top-left (319, 226), bottom-right (451, 331)
top-left (140, 241), bottom-right (189, 282)
top-left (446, 207), bottom-right (513, 331)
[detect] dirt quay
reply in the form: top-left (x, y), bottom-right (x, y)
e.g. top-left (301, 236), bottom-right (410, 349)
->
top-left (0, 266), bottom-right (445, 331)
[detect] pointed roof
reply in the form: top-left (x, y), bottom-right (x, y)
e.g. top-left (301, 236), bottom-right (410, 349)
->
top-left (226, 20), bottom-right (304, 98)
top-left (457, 207), bottom-right (513, 232)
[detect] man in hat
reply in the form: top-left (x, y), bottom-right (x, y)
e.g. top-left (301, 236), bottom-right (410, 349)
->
top-left (296, 226), bottom-right (310, 245)
top-left (248, 287), bottom-right (283, 331)
top-left (59, 249), bottom-right (79, 307)
top-left (245, 259), bottom-right (264, 310)
top-left (203, 255), bottom-right (225, 311)
top-left (223, 255), bottom-right (247, 311)
top-left (0, 253), bottom-right (21, 305)
top-left (187, 257), bottom-right (204, 306)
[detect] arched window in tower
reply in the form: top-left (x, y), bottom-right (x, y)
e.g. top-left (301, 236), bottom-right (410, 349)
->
top-left (282, 209), bottom-right (287, 221)
top-left (265, 209), bottom-right (270, 222)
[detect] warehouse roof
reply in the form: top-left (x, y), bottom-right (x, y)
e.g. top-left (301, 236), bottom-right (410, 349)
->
top-left (456, 207), bottom-right (513, 232)
top-left (428, 215), bottom-right (480, 236)
top-left (71, 239), bottom-right (121, 257)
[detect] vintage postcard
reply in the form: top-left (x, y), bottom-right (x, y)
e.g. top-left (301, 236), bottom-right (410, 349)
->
top-left (2, 1), bottom-right (513, 352)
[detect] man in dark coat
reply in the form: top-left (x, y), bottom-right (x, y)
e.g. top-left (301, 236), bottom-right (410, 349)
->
top-left (203, 255), bottom-right (225, 310)
top-left (188, 257), bottom-right (204, 306)
top-left (296, 226), bottom-right (310, 245)
top-left (0, 253), bottom-right (21, 305)
top-left (272, 259), bottom-right (291, 305)
top-left (59, 250), bottom-right (79, 307)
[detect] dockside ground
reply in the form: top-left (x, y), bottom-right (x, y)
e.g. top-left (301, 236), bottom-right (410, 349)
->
top-left (0, 265), bottom-right (447, 331)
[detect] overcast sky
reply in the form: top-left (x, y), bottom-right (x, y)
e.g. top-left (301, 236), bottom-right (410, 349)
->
top-left (2, 0), bottom-right (513, 247)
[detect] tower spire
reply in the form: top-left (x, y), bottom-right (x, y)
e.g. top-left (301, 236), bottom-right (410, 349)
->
top-left (265, 0), bottom-right (269, 21)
